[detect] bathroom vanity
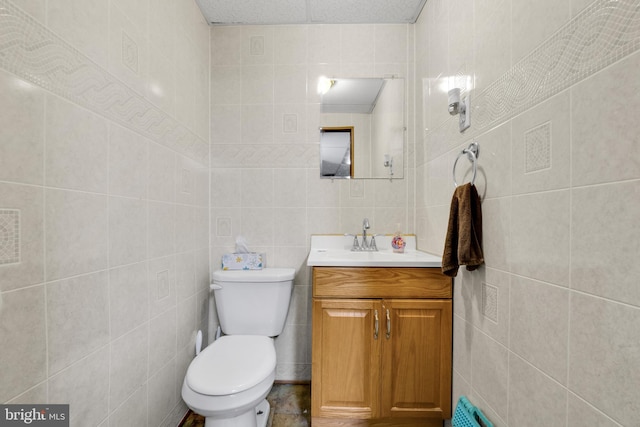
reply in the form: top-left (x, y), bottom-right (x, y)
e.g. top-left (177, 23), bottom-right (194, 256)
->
top-left (307, 236), bottom-right (452, 427)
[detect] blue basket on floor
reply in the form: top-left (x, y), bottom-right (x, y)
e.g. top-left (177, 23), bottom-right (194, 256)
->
top-left (452, 396), bottom-right (493, 427)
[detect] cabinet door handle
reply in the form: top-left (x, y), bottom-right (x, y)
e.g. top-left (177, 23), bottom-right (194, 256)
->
top-left (374, 310), bottom-right (379, 340)
top-left (386, 309), bottom-right (391, 339)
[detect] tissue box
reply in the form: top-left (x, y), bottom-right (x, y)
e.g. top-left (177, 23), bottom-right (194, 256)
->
top-left (221, 253), bottom-right (265, 270)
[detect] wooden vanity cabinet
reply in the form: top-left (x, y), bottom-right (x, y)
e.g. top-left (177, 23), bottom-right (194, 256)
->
top-left (311, 267), bottom-right (452, 427)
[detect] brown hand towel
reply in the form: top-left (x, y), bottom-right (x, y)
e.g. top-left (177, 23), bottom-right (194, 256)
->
top-left (442, 183), bottom-right (484, 277)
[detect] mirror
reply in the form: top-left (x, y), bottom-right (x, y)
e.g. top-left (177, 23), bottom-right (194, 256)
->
top-left (319, 77), bottom-right (404, 179)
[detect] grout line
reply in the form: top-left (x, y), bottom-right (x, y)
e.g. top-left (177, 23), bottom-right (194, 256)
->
top-left (106, 120), bottom-right (113, 416)
top-left (567, 389), bottom-right (625, 427)
top-left (565, 82), bottom-right (574, 427)
top-left (42, 91), bottom-right (50, 401)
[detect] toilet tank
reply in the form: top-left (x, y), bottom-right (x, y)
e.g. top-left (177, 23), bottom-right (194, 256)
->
top-left (211, 268), bottom-right (295, 336)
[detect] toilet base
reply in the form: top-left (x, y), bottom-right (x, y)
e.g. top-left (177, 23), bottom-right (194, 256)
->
top-left (204, 399), bottom-right (270, 427)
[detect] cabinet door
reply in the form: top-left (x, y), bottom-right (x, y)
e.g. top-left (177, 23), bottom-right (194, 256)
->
top-left (312, 299), bottom-right (382, 419)
top-left (381, 299), bottom-right (452, 419)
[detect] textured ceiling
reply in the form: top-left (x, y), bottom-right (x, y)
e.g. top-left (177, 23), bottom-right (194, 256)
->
top-left (195, 0), bottom-right (427, 25)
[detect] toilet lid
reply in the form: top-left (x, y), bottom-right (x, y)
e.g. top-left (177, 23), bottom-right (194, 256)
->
top-left (186, 335), bottom-right (276, 396)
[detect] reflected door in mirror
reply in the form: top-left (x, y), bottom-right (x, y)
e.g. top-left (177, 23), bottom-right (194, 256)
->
top-left (320, 127), bottom-right (354, 179)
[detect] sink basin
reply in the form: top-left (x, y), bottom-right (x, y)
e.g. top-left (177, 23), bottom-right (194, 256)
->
top-left (307, 235), bottom-right (442, 267)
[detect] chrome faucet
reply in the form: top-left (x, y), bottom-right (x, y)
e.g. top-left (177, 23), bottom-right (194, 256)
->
top-left (362, 218), bottom-right (370, 249)
top-left (346, 218), bottom-right (378, 251)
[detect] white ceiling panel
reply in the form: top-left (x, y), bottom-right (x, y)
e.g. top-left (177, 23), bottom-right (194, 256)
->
top-left (308, 0), bottom-right (426, 24)
top-left (195, 0), bottom-right (427, 25)
top-left (195, 0), bottom-right (307, 25)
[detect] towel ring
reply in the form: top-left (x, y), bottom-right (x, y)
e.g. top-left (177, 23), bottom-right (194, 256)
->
top-left (453, 141), bottom-right (480, 187)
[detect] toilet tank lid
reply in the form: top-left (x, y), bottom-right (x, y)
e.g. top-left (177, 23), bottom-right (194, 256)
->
top-left (213, 268), bottom-right (295, 282)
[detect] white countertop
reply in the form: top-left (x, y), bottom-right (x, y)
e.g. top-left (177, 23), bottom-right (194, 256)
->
top-left (307, 235), bottom-right (442, 268)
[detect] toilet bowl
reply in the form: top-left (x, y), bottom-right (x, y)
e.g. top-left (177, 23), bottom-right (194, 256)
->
top-left (182, 335), bottom-right (276, 427)
top-left (181, 268), bottom-right (295, 427)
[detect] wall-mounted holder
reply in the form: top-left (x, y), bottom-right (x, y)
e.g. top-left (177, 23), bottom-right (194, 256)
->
top-left (453, 141), bottom-right (480, 187)
top-left (448, 88), bottom-right (471, 132)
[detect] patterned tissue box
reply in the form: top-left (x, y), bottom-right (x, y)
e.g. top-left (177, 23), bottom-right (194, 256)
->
top-left (221, 253), bottom-right (265, 270)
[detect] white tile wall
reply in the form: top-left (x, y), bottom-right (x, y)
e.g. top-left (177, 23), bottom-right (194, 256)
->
top-left (48, 350), bottom-right (110, 426)
top-left (0, 76), bottom-right (44, 185)
top-left (109, 263), bottom-right (150, 340)
top-left (109, 326), bottom-right (149, 414)
top-left (210, 23), bottom-right (415, 380)
top-left (47, 0), bottom-right (109, 68)
top-left (45, 189), bottom-right (109, 281)
top-left (569, 293), bottom-right (640, 426)
top-left (0, 183), bottom-right (44, 290)
top-left (3, 0), bottom-right (638, 424)
top-left (46, 272), bottom-right (110, 375)
top-left (0, 286), bottom-right (47, 402)
top-left (417, 0), bottom-right (640, 426)
top-left (0, 1), bottom-right (210, 426)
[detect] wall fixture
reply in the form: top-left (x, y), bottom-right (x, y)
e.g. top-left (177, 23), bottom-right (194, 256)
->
top-left (448, 88), bottom-right (471, 132)
top-left (452, 141), bottom-right (479, 187)
top-left (384, 154), bottom-right (394, 180)
top-left (317, 77), bottom-right (335, 95)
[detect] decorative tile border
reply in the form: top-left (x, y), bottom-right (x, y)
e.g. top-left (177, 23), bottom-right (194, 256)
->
top-left (482, 282), bottom-right (498, 323)
top-left (157, 270), bottom-right (170, 300)
top-left (349, 180), bottom-right (365, 198)
top-left (283, 114), bottom-right (298, 133)
top-left (210, 144), bottom-right (318, 168)
top-left (0, 0), bottom-right (208, 165)
top-left (121, 31), bottom-right (139, 74)
top-left (525, 122), bottom-right (552, 173)
top-left (0, 209), bottom-right (20, 265)
top-left (250, 36), bottom-right (264, 55)
top-left (216, 217), bottom-right (232, 237)
top-left (428, 0), bottom-right (640, 158)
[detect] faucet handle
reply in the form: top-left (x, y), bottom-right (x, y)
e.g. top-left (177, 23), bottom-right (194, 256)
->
top-left (370, 234), bottom-right (382, 252)
top-left (344, 233), bottom-right (360, 251)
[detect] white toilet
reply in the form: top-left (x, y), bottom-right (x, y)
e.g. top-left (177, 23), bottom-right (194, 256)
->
top-left (181, 268), bottom-right (295, 427)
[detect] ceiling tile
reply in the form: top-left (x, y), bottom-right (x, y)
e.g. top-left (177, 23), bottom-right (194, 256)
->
top-left (195, 0), bottom-right (426, 25)
top-left (196, 0), bottom-right (307, 25)
top-left (309, 0), bottom-right (426, 24)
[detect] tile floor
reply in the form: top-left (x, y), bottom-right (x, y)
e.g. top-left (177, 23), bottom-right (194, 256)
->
top-left (180, 383), bottom-right (311, 427)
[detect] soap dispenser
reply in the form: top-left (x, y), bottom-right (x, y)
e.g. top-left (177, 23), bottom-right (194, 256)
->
top-left (391, 224), bottom-right (405, 253)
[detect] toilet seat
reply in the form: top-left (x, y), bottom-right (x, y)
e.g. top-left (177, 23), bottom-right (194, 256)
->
top-left (186, 335), bottom-right (276, 396)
